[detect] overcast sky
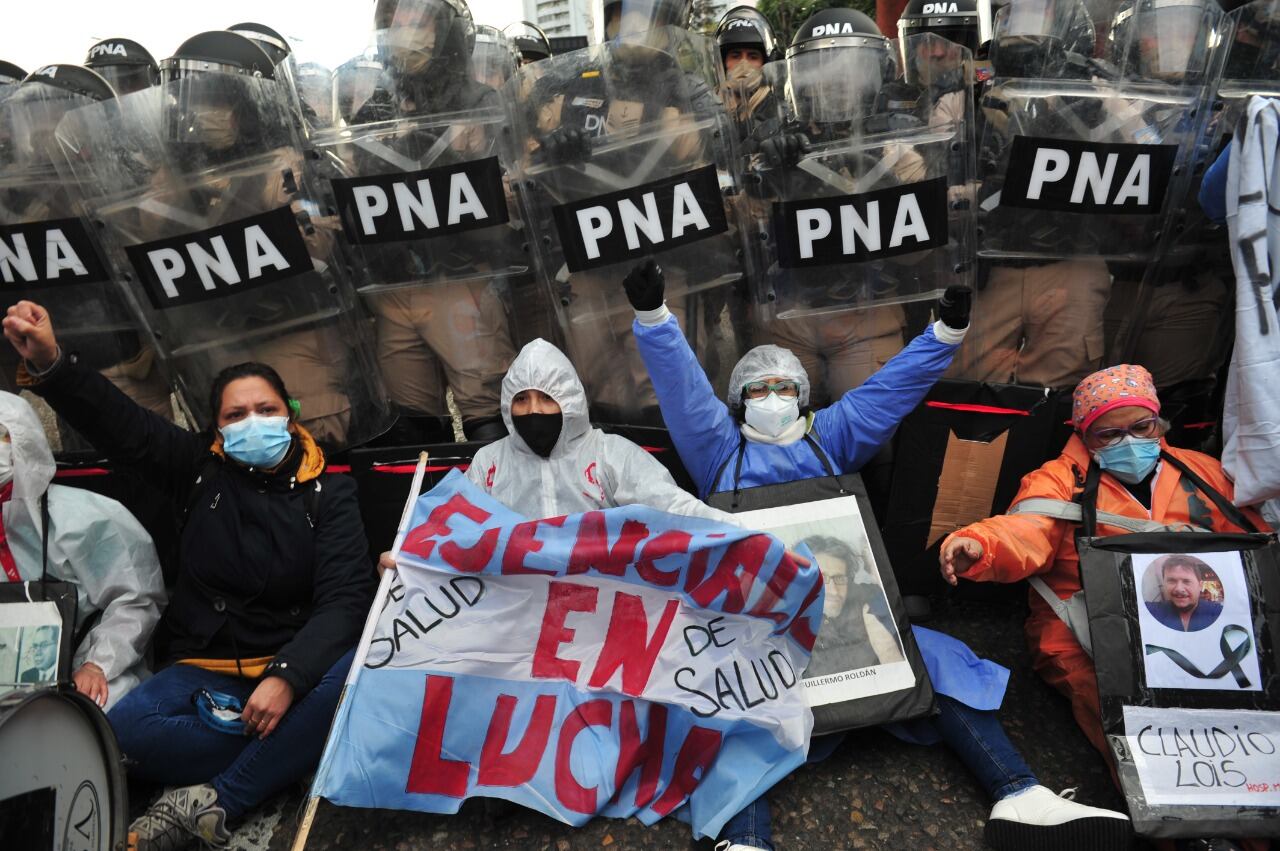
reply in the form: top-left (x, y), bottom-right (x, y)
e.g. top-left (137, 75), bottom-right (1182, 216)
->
top-left (2, 0), bottom-right (528, 74)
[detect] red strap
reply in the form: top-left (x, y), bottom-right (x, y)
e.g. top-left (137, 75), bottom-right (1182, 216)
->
top-left (0, 483), bottom-right (20, 582)
top-left (925, 401), bottom-right (1032, 416)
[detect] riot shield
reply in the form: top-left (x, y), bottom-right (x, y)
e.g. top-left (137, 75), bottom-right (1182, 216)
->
top-left (0, 80), bottom-right (173, 450)
top-left (508, 32), bottom-right (754, 424)
top-left (54, 73), bottom-right (392, 449)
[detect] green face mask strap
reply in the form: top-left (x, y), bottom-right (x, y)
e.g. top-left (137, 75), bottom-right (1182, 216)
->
top-left (288, 398), bottom-right (302, 416)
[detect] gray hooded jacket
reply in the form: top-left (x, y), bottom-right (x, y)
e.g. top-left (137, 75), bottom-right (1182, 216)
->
top-left (1, 392), bottom-right (164, 709)
top-left (466, 339), bottom-right (735, 524)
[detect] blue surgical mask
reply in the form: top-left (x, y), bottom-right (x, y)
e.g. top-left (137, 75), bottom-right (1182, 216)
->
top-left (220, 415), bottom-right (292, 468)
top-left (1094, 435), bottom-right (1161, 484)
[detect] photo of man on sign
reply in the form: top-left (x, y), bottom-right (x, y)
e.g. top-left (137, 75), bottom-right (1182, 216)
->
top-left (1142, 554), bottom-right (1224, 633)
top-left (802, 535), bottom-right (904, 678)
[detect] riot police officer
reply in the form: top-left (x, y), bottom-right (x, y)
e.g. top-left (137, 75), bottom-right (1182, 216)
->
top-left (470, 24), bottom-right (518, 89)
top-left (333, 51), bottom-right (384, 126)
top-left (716, 5), bottom-right (780, 132)
top-left (341, 0), bottom-right (520, 443)
top-left (296, 62), bottom-right (335, 131)
top-left (83, 38), bottom-right (160, 94)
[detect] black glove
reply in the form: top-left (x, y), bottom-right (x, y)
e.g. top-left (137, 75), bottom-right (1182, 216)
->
top-left (759, 132), bottom-right (808, 168)
top-left (622, 258), bottom-right (665, 312)
top-left (540, 127), bottom-right (592, 165)
top-left (938, 285), bottom-right (973, 330)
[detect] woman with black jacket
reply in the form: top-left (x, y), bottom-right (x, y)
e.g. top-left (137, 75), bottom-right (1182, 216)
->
top-left (4, 300), bottom-right (375, 851)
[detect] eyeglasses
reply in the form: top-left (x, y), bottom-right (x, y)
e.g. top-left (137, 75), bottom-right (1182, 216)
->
top-left (822, 574), bottom-right (848, 590)
top-left (1087, 415), bottom-right (1162, 447)
top-left (743, 380), bottom-right (800, 400)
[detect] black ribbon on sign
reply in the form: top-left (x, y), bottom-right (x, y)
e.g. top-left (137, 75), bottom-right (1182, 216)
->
top-left (1144, 623), bottom-right (1254, 689)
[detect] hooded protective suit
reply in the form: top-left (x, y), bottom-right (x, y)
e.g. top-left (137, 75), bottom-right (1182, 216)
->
top-left (466, 339), bottom-right (736, 523)
top-left (0, 392), bottom-right (164, 709)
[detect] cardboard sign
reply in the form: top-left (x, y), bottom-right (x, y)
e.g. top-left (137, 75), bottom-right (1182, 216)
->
top-left (1123, 706), bottom-right (1280, 808)
top-left (330, 156), bottom-right (509, 245)
top-left (551, 165), bottom-right (728, 272)
top-left (0, 218), bottom-right (110, 289)
top-left (315, 471), bottom-right (819, 840)
top-left (1001, 136), bottom-right (1176, 214)
top-left (773, 177), bottom-right (949, 268)
top-left (125, 205), bottom-right (313, 309)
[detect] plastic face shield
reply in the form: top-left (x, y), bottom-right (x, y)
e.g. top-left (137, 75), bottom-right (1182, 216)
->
top-left (786, 39), bottom-right (891, 125)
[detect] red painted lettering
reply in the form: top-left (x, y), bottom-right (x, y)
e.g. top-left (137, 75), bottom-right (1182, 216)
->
top-left (405, 675), bottom-right (471, 797)
top-left (614, 701), bottom-right (667, 809)
top-left (503, 516), bottom-right (567, 575)
top-left (401, 495), bottom-right (492, 560)
top-left (651, 725), bottom-right (723, 816)
top-left (635, 530), bottom-right (692, 587)
top-left (532, 581), bottom-right (598, 683)
top-left (440, 527), bottom-right (500, 573)
top-left (477, 692), bottom-right (558, 787)
top-left (554, 698), bottom-right (612, 813)
top-left (688, 535), bottom-right (771, 613)
top-left (747, 549), bottom-right (800, 626)
top-left (588, 594), bottom-right (680, 696)
top-left (567, 512), bottom-right (649, 577)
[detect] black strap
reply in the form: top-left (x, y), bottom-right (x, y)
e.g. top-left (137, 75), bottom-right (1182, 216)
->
top-left (711, 428), bottom-right (845, 510)
top-left (1157, 450), bottom-right (1259, 533)
top-left (1077, 450), bottom-right (1259, 537)
top-left (38, 491), bottom-right (50, 597)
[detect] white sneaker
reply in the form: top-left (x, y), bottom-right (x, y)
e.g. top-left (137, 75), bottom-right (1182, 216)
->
top-left (984, 785), bottom-right (1132, 851)
top-left (713, 844), bottom-right (770, 851)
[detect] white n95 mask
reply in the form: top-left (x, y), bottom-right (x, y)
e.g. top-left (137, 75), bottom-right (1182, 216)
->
top-left (744, 392), bottom-right (800, 437)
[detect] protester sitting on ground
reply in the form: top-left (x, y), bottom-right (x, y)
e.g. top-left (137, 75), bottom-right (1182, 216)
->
top-left (3, 300), bottom-right (374, 851)
top-left (623, 260), bottom-right (1131, 851)
top-left (941, 364), bottom-right (1269, 850)
top-left (0, 390), bottom-right (164, 709)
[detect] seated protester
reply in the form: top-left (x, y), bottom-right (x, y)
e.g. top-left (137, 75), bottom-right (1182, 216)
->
top-left (941, 365), bottom-right (1269, 761)
top-left (3, 300), bottom-right (374, 851)
top-left (0, 391), bottom-right (164, 709)
top-left (623, 261), bottom-right (1131, 851)
top-left (463, 337), bottom-right (736, 523)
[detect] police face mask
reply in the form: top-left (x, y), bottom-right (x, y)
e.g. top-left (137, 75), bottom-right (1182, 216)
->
top-left (513, 412), bottom-right (562, 458)
top-left (744, 392), bottom-right (800, 438)
top-left (220, 415), bottom-right (293, 468)
top-left (1094, 435), bottom-right (1161, 484)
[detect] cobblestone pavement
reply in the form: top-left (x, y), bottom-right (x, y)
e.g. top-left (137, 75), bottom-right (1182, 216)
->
top-left (262, 596), bottom-right (1133, 851)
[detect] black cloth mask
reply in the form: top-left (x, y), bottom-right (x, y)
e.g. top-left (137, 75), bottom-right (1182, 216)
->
top-left (512, 412), bottom-right (562, 458)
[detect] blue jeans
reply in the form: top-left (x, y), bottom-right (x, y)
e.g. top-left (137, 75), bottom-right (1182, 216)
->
top-left (717, 695), bottom-right (1037, 849)
top-left (107, 650), bottom-right (354, 821)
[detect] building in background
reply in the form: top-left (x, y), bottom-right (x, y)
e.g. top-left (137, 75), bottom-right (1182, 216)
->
top-left (522, 0), bottom-right (589, 37)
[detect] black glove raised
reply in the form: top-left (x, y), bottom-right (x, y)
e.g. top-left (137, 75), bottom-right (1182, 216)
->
top-left (759, 132), bottom-right (808, 168)
top-left (622, 258), bottom-right (665, 312)
top-left (938, 284), bottom-right (973, 330)
top-left (540, 127), bottom-right (592, 165)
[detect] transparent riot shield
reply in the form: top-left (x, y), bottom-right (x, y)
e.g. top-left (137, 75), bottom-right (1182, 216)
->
top-left (508, 33), bottom-right (754, 424)
top-left (55, 74), bottom-right (392, 450)
top-left (0, 82), bottom-right (173, 451)
top-left (1213, 0), bottom-right (1280, 149)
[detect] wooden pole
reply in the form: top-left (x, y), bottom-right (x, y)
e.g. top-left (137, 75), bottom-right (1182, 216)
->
top-left (289, 451), bottom-right (431, 851)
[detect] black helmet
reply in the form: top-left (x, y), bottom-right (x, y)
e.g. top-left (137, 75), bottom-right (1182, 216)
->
top-left (897, 0), bottom-right (991, 55)
top-left (22, 64), bottom-right (116, 101)
top-left (1107, 0), bottom-right (1214, 83)
top-left (85, 38), bottom-right (160, 93)
top-left (716, 5), bottom-right (780, 62)
top-left (227, 22), bottom-right (293, 67)
top-left (0, 60), bottom-right (27, 86)
top-left (161, 31), bottom-right (278, 82)
top-left (788, 9), bottom-right (896, 124)
top-left (375, 0), bottom-right (476, 78)
top-left (504, 21), bottom-right (552, 64)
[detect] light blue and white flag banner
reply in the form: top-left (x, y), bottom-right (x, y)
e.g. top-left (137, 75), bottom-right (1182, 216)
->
top-left (312, 470), bottom-right (821, 838)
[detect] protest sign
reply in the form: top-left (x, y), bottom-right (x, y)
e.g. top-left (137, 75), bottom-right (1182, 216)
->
top-left (311, 470), bottom-right (821, 839)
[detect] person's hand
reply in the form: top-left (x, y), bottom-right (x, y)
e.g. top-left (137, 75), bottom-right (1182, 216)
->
top-left (540, 127), bottom-right (592, 164)
top-left (622, 258), bottom-right (665, 313)
top-left (940, 537), bottom-right (983, 586)
top-left (243, 676), bottom-right (294, 740)
top-left (378, 551), bottom-right (397, 577)
top-left (3, 301), bottom-right (60, 371)
top-left (760, 133), bottom-right (807, 168)
top-left (938, 285), bottom-right (973, 331)
top-left (73, 662), bottom-right (108, 707)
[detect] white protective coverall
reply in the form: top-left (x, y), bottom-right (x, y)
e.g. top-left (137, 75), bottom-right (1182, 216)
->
top-left (466, 339), bottom-right (737, 524)
top-left (1, 392), bottom-right (164, 709)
